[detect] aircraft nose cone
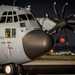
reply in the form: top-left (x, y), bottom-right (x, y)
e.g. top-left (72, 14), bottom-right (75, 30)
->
top-left (22, 30), bottom-right (54, 60)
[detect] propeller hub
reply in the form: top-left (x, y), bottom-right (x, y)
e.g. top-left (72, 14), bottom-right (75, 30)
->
top-left (58, 20), bottom-right (68, 27)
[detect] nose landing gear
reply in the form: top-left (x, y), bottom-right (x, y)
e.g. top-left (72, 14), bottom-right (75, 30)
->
top-left (17, 65), bottom-right (24, 75)
top-left (4, 64), bottom-right (24, 75)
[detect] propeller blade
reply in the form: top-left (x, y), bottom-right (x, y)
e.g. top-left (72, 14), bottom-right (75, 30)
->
top-left (56, 28), bottom-right (59, 33)
top-left (49, 25), bottom-right (59, 33)
top-left (56, 38), bottom-right (59, 44)
top-left (56, 28), bottom-right (62, 43)
top-left (48, 15), bottom-right (58, 23)
top-left (53, 1), bottom-right (60, 19)
top-left (32, 12), bottom-right (42, 28)
top-left (61, 2), bottom-right (68, 19)
top-left (66, 14), bottom-right (75, 20)
top-left (68, 20), bottom-right (75, 25)
top-left (63, 29), bottom-right (69, 44)
top-left (66, 26), bottom-right (74, 32)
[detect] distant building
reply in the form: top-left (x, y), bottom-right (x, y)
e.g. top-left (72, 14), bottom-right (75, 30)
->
top-left (59, 51), bottom-right (71, 55)
top-left (46, 49), bottom-right (75, 55)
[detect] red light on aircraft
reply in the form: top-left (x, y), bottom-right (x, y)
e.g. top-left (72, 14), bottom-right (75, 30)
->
top-left (60, 38), bottom-right (65, 43)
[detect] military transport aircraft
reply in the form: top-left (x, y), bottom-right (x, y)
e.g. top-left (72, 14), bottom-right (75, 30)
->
top-left (0, 1), bottom-right (54, 75)
top-left (0, 0), bottom-right (75, 75)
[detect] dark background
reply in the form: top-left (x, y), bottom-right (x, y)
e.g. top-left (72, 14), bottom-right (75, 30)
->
top-left (0, 0), bottom-right (75, 47)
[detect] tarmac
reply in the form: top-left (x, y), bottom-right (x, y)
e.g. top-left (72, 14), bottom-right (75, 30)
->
top-left (24, 60), bottom-right (75, 65)
top-left (0, 74), bottom-right (75, 75)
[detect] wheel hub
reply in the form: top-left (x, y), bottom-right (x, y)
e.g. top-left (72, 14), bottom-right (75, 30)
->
top-left (5, 66), bottom-right (11, 74)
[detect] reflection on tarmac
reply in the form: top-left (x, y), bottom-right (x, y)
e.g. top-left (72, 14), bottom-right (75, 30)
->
top-left (24, 60), bottom-right (75, 65)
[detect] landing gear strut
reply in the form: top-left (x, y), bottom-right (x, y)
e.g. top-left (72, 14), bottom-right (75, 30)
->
top-left (17, 64), bottom-right (24, 75)
top-left (4, 64), bottom-right (24, 75)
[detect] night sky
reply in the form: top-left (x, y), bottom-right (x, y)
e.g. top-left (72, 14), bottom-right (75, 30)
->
top-left (0, 0), bottom-right (75, 46)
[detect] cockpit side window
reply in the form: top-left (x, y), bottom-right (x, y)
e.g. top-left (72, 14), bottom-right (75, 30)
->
top-left (5, 28), bottom-right (16, 38)
top-left (27, 14), bottom-right (34, 20)
top-left (12, 28), bottom-right (16, 38)
top-left (5, 28), bottom-right (11, 38)
top-left (18, 14), bottom-right (27, 21)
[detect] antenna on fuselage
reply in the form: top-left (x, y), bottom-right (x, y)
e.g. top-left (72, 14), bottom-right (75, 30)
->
top-left (13, 0), bottom-right (18, 6)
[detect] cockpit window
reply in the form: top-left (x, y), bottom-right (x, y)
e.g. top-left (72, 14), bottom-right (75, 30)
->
top-left (7, 16), bottom-right (13, 23)
top-left (0, 17), bottom-right (6, 23)
top-left (13, 11), bottom-right (16, 15)
top-left (0, 11), bottom-right (18, 23)
top-left (18, 14), bottom-right (27, 21)
top-left (14, 16), bottom-right (18, 22)
top-left (2, 12), bottom-right (7, 15)
top-left (8, 11), bottom-right (12, 15)
top-left (27, 14), bottom-right (34, 20)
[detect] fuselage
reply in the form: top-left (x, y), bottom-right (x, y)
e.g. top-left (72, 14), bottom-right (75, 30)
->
top-left (0, 5), bottom-right (54, 65)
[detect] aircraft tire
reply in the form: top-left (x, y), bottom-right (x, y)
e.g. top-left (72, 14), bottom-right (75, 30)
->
top-left (4, 64), bottom-right (16, 75)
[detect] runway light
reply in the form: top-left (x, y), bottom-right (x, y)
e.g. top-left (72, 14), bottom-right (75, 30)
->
top-left (60, 38), bottom-right (65, 43)
top-left (50, 50), bottom-right (53, 53)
